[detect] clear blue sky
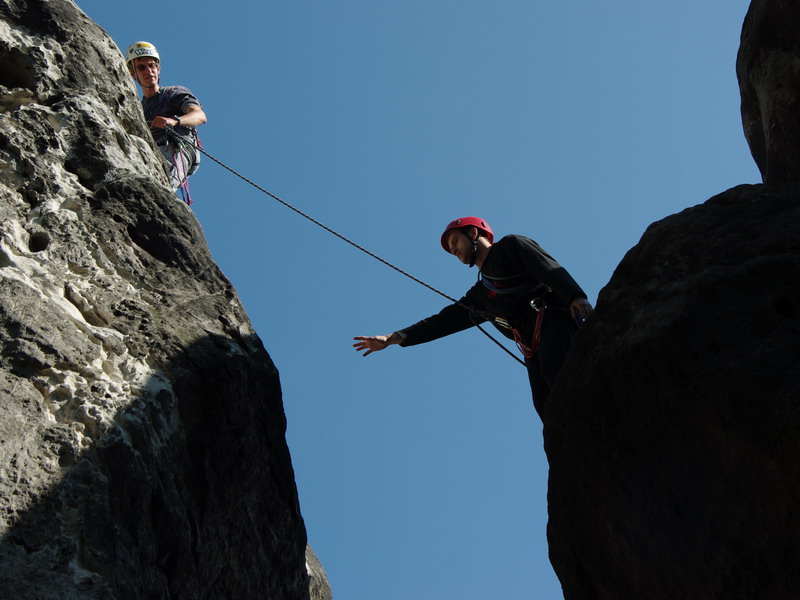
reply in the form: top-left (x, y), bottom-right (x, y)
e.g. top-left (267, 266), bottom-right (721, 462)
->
top-left (77, 2), bottom-right (758, 598)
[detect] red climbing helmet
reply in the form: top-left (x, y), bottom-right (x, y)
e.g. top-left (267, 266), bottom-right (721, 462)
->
top-left (440, 217), bottom-right (494, 253)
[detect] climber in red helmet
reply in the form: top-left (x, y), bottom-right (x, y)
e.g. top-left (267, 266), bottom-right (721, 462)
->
top-left (353, 217), bottom-right (593, 418)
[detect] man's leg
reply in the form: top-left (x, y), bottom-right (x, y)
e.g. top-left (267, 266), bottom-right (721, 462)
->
top-left (525, 310), bottom-right (578, 417)
top-left (157, 142), bottom-right (197, 192)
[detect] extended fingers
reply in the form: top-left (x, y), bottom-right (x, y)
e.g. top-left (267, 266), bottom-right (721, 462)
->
top-left (353, 336), bottom-right (385, 356)
top-left (353, 338), bottom-right (372, 354)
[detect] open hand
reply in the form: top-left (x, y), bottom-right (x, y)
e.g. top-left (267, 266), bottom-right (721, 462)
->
top-left (353, 335), bottom-right (391, 357)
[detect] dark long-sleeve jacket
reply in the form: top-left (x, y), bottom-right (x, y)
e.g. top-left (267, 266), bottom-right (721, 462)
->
top-left (399, 235), bottom-right (586, 347)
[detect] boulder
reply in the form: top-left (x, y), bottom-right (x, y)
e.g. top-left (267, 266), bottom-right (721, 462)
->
top-left (545, 183), bottom-right (800, 599)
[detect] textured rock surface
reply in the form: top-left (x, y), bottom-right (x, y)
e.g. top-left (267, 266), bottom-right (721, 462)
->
top-left (737, 0), bottom-right (800, 182)
top-left (545, 184), bottom-right (800, 599)
top-left (306, 546), bottom-right (333, 600)
top-left (0, 0), bottom-right (330, 598)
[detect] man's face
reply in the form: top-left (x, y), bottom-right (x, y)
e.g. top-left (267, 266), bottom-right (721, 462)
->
top-left (445, 229), bottom-right (474, 264)
top-left (132, 57), bottom-right (159, 87)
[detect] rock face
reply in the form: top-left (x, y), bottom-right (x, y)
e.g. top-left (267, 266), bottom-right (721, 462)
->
top-left (737, 0), bottom-right (800, 182)
top-left (545, 183), bottom-right (800, 599)
top-left (544, 2), bottom-right (800, 597)
top-left (0, 1), bottom-right (330, 598)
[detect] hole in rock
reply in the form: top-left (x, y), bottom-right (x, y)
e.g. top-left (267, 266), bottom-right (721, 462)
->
top-left (0, 45), bottom-right (36, 89)
top-left (29, 231), bottom-right (50, 252)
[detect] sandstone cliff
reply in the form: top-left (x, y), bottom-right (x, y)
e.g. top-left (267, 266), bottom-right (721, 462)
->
top-left (0, 0), bottom-right (330, 598)
top-left (546, 184), bottom-right (800, 599)
top-left (737, 0), bottom-right (800, 183)
top-left (545, 1), bottom-right (800, 598)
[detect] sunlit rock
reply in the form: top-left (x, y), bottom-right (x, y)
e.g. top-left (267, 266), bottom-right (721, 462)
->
top-left (0, 1), bottom-right (330, 598)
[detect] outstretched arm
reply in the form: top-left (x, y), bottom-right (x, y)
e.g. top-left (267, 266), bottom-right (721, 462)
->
top-left (355, 295), bottom-right (480, 358)
top-left (353, 332), bottom-right (405, 357)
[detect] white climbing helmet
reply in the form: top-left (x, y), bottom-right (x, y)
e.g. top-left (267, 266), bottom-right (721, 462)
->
top-left (125, 41), bottom-right (160, 66)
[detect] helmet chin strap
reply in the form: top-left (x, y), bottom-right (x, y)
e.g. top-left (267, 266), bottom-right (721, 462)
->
top-left (468, 236), bottom-right (478, 268)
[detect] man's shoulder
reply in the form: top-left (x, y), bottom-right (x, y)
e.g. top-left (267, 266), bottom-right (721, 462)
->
top-left (497, 234), bottom-right (524, 242)
top-left (494, 234), bottom-right (535, 248)
top-left (161, 85), bottom-right (202, 109)
top-left (488, 235), bottom-right (548, 262)
top-left (161, 85), bottom-right (196, 96)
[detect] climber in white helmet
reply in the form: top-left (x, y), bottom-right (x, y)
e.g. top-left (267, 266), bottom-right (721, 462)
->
top-left (125, 41), bottom-right (207, 204)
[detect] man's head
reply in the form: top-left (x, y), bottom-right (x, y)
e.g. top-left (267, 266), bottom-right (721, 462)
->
top-left (125, 41), bottom-right (160, 88)
top-left (440, 217), bottom-right (494, 267)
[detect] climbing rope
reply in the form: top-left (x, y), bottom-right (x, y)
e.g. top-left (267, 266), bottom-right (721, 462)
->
top-left (172, 138), bottom-right (192, 205)
top-left (166, 129), bottom-right (204, 205)
top-left (165, 127), bottom-right (527, 367)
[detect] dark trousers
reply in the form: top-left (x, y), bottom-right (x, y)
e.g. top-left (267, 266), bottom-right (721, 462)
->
top-left (524, 309), bottom-right (577, 418)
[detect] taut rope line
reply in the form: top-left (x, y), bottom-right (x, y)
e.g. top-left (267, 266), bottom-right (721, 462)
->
top-left (167, 127), bottom-right (526, 366)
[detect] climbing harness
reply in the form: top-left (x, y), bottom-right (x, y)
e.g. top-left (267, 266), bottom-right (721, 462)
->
top-left (509, 299), bottom-right (546, 358)
top-left (166, 128), bottom-right (202, 205)
top-left (478, 274), bottom-right (551, 359)
top-left (165, 127), bottom-right (530, 366)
